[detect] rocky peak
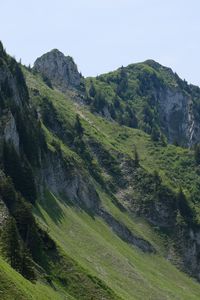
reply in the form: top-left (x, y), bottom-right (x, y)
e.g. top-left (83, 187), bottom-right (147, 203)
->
top-left (33, 49), bottom-right (82, 92)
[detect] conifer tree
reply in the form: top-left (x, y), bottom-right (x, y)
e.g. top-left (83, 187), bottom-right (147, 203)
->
top-left (109, 103), bottom-right (116, 119)
top-left (0, 217), bottom-right (21, 272)
top-left (3, 142), bottom-right (36, 203)
top-left (194, 143), bottom-right (200, 165)
top-left (177, 187), bottom-right (194, 224)
top-left (75, 114), bottom-right (84, 137)
top-left (151, 126), bottom-right (160, 142)
top-left (0, 176), bottom-right (16, 210)
top-left (21, 246), bottom-right (36, 282)
top-left (117, 66), bottom-right (128, 97)
top-left (133, 146), bottom-right (139, 167)
top-left (93, 90), bottom-right (106, 112)
top-left (89, 81), bottom-right (96, 97)
top-left (153, 170), bottom-right (162, 190)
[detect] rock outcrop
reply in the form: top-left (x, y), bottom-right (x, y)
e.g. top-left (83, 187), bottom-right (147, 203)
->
top-left (99, 209), bottom-right (155, 253)
top-left (0, 48), bottom-right (29, 157)
top-left (38, 151), bottom-right (100, 211)
top-left (4, 111), bottom-right (19, 153)
top-left (33, 49), bottom-right (82, 92)
top-left (155, 87), bottom-right (199, 146)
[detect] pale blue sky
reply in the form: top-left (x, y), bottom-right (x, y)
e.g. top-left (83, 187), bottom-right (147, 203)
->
top-left (1, 0), bottom-right (200, 85)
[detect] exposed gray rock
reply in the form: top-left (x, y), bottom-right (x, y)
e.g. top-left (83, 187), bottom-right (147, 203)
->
top-left (38, 152), bottom-right (100, 211)
top-left (33, 49), bottom-right (82, 92)
top-left (102, 106), bottom-right (112, 120)
top-left (99, 209), bottom-right (156, 253)
top-left (4, 111), bottom-right (19, 153)
top-left (177, 226), bottom-right (200, 281)
top-left (0, 60), bottom-right (24, 107)
top-left (0, 172), bottom-right (9, 228)
top-left (157, 88), bottom-right (199, 146)
top-left (0, 57), bottom-right (28, 154)
top-left (0, 197), bottom-right (8, 227)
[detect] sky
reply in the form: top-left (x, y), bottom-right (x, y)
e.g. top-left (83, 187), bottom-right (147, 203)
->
top-left (1, 0), bottom-right (200, 85)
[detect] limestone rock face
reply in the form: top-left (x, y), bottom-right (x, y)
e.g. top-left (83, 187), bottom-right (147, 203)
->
top-left (0, 52), bottom-right (28, 154)
top-left (156, 87), bottom-right (200, 146)
top-left (33, 49), bottom-right (82, 92)
top-left (4, 112), bottom-right (19, 153)
top-left (38, 152), bottom-right (100, 211)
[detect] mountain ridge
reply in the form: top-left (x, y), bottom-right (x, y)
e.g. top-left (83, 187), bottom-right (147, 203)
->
top-left (1, 42), bottom-right (200, 299)
top-left (33, 48), bottom-right (200, 147)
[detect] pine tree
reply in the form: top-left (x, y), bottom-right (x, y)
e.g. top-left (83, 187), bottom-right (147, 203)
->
top-left (0, 216), bottom-right (36, 281)
top-left (194, 143), bottom-right (200, 165)
top-left (21, 246), bottom-right (36, 282)
top-left (3, 142), bottom-right (36, 204)
top-left (75, 114), bottom-right (84, 137)
top-left (0, 217), bottom-right (22, 272)
top-left (109, 103), bottom-right (116, 119)
top-left (0, 41), bottom-right (4, 53)
top-left (117, 66), bottom-right (128, 97)
top-left (93, 90), bottom-right (106, 112)
top-left (133, 146), bottom-right (139, 167)
top-left (143, 104), bottom-right (153, 128)
top-left (160, 133), bottom-right (167, 146)
top-left (0, 176), bottom-right (16, 210)
top-left (89, 82), bottom-right (96, 97)
top-left (151, 126), bottom-right (160, 142)
top-left (153, 170), bottom-right (162, 189)
top-left (114, 97), bottom-right (121, 109)
top-left (177, 187), bottom-right (194, 224)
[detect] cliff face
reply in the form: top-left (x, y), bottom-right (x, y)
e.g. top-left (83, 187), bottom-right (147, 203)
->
top-left (149, 85), bottom-right (200, 146)
top-left (38, 151), bottom-right (100, 211)
top-left (33, 49), bottom-right (82, 92)
top-left (0, 46), bottom-right (28, 158)
top-left (149, 87), bottom-right (195, 146)
top-left (0, 46), bottom-right (101, 213)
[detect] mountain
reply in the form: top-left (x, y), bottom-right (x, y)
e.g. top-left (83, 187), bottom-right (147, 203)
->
top-left (85, 60), bottom-right (200, 147)
top-left (33, 49), bottom-right (83, 91)
top-left (1, 43), bottom-right (200, 299)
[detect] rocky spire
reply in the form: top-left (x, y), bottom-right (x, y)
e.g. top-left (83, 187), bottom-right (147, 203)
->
top-left (33, 49), bottom-right (82, 92)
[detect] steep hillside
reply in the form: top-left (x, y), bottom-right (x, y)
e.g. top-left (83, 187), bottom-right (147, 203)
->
top-left (25, 63), bottom-right (200, 294)
top-left (85, 60), bottom-right (200, 147)
top-left (0, 256), bottom-right (69, 300)
top-left (1, 43), bottom-right (200, 299)
top-left (0, 43), bottom-right (121, 300)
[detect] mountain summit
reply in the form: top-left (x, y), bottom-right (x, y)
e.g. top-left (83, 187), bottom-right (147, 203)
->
top-left (85, 60), bottom-right (200, 146)
top-left (33, 49), bottom-right (82, 91)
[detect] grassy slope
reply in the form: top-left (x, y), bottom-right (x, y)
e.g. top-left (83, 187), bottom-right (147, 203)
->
top-left (35, 190), bottom-right (200, 300)
top-left (26, 67), bottom-right (199, 198)
top-left (23, 69), bottom-right (200, 299)
top-left (81, 108), bottom-right (200, 217)
top-left (0, 256), bottom-right (72, 300)
top-left (32, 63), bottom-right (197, 203)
